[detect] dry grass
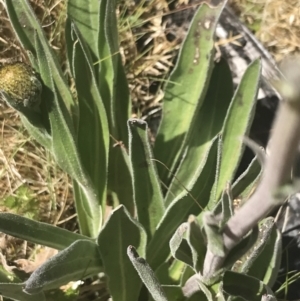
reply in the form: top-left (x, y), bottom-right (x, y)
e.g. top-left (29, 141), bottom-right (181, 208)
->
top-left (258, 0), bottom-right (300, 62)
top-left (119, 0), bottom-right (182, 115)
top-left (229, 0), bottom-right (265, 31)
top-left (230, 0), bottom-right (300, 63)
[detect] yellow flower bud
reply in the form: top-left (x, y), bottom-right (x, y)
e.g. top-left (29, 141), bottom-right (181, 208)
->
top-left (0, 62), bottom-right (42, 109)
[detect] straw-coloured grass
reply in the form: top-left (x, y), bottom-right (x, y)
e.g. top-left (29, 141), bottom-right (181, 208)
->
top-left (258, 0), bottom-right (300, 62)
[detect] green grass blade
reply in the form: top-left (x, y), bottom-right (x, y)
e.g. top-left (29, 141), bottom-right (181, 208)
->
top-left (97, 205), bottom-right (147, 301)
top-left (165, 58), bottom-right (233, 206)
top-left (69, 22), bottom-right (109, 219)
top-left (24, 240), bottom-right (102, 294)
top-left (154, 2), bottom-right (225, 185)
top-left (211, 59), bottom-right (261, 205)
top-left (35, 32), bottom-right (101, 238)
top-left (0, 213), bottom-right (90, 250)
top-left (128, 119), bottom-right (165, 239)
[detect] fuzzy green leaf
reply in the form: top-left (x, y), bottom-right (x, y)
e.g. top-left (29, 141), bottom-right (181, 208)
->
top-left (24, 240), bottom-right (102, 294)
top-left (231, 156), bottom-right (261, 201)
top-left (170, 223), bottom-right (193, 267)
top-left (168, 260), bottom-right (187, 284)
top-left (35, 32), bottom-right (101, 237)
top-left (98, 0), bottom-right (131, 139)
top-left (211, 59), bottom-right (261, 205)
top-left (147, 140), bottom-right (217, 269)
top-left (98, 0), bottom-right (134, 214)
top-left (0, 283), bottom-right (46, 301)
top-left (154, 2), bottom-right (226, 185)
top-left (68, 22), bottom-right (109, 218)
top-left (0, 213), bottom-right (89, 250)
top-left (128, 246), bottom-right (168, 301)
top-left (224, 226), bottom-right (259, 269)
top-left (97, 205), bottom-right (147, 301)
top-left (128, 119), bottom-right (165, 239)
top-left (161, 285), bottom-right (185, 301)
top-left (165, 58), bottom-right (233, 205)
top-left (242, 218), bottom-right (282, 287)
top-left (223, 271), bottom-right (274, 301)
top-left (108, 146), bottom-right (135, 215)
top-left (187, 217), bottom-right (207, 272)
top-left (67, 0), bottom-right (100, 59)
top-left (203, 213), bottom-right (225, 257)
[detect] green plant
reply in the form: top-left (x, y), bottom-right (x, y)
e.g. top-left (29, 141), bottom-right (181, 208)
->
top-left (0, 0), bottom-right (299, 301)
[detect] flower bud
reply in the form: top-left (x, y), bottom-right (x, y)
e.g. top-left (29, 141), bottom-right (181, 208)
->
top-left (0, 62), bottom-right (42, 109)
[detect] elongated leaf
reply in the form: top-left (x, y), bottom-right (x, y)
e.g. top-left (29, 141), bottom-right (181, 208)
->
top-left (97, 205), bottom-right (147, 301)
top-left (24, 240), bottom-right (102, 294)
top-left (180, 265), bottom-right (195, 287)
top-left (35, 32), bottom-right (101, 237)
top-left (0, 213), bottom-right (89, 250)
top-left (223, 271), bottom-right (274, 301)
top-left (98, 0), bottom-right (131, 139)
top-left (98, 0), bottom-right (134, 213)
top-left (0, 90), bottom-right (51, 150)
top-left (170, 223), bottom-right (193, 267)
top-left (69, 22), bottom-right (109, 218)
top-left (262, 228), bottom-right (281, 287)
top-left (243, 218), bottom-right (281, 287)
top-left (165, 58), bottom-right (233, 205)
top-left (203, 213), bottom-right (225, 257)
top-left (155, 262), bottom-right (174, 285)
top-left (67, 0), bottom-right (100, 59)
top-left (211, 59), bottom-right (261, 205)
top-left (187, 217), bottom-right (207, 272)
top-left (108, 146), bottom-right (135, 215)
top-left (147, 140), bottom-right (217, 269)
top-left (161, 285), bottom-right (185, 301)
top-left (168, 260), bottom-right (187, 284)
top-left (187, 291), bottom-right (208, 301)
top-left (224, 226), bottom-right (259, 269)
top-left (237, 218), bottom-right (275, 274)
top-left (198, 280), bottom-right (214, 301)
top-left (128, 119), bottom-right (165, 239)
top-left (20, 115), bottom-right (51, 150)
top-left (128, 246), bottom-right (168, 301)
top-left (6, 0), bottom-right (101, 236)
top-left (231, 156), bottom-right (261, 200)
top-left (0, 283), bottom-right (45, 301)
top-left (154, 1), bottom-right (226, 185)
